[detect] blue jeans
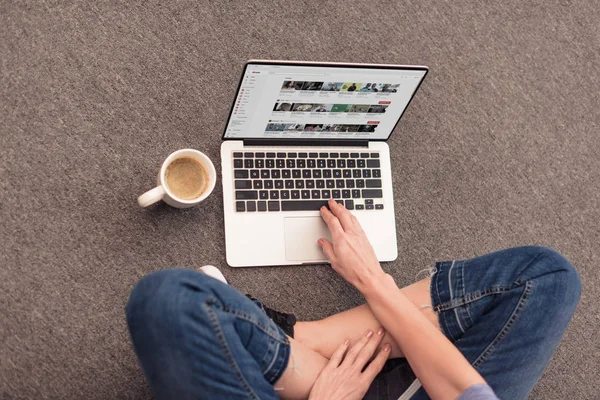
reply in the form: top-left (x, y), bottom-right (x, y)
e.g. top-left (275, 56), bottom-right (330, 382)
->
top-left (126, 246), bottom-right (581, 400)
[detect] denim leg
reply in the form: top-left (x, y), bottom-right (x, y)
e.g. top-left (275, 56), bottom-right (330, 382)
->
top-left (126, 269), bottom-right (290, 400)
top-left (411, 246), bottom-right (581, 400)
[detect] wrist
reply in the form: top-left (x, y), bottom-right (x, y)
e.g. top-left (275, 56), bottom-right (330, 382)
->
top-left (359, 271), bottom-right (396, 298)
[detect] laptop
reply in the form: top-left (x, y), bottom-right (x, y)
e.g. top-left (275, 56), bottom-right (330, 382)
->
top-left (221, 60), bottom-right (428, 267)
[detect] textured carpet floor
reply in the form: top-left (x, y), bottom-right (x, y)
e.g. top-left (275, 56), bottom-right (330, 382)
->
top-left (1, 1), bottom-right (599, 399)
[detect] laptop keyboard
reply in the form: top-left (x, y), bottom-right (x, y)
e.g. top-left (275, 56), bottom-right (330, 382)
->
top-left (233, 151), bottom-right (384, 212)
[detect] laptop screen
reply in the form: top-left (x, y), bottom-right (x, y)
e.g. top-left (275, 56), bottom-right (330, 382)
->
top-left (222, 62), bottom-right (427, 141)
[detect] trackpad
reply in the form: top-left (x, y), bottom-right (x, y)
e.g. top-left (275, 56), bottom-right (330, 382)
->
top-left (284, 217), bottom-right (332, 262)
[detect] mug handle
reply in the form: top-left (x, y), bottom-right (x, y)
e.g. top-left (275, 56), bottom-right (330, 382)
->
top-left (138, 186), bottom-right (166, 207)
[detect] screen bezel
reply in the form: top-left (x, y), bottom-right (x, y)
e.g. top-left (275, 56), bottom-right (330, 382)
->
top-left (221, 60), bottom-right (428, 142)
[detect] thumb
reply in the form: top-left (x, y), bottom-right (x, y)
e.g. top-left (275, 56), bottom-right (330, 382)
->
top-left (318, 238), bottom-right (335, 261)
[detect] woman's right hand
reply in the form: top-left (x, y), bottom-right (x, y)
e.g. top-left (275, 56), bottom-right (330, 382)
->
top-left (308, 328), bottom-right (390, 400)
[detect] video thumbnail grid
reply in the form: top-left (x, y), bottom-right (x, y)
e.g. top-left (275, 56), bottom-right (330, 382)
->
top-left (264, 123), bottom-right (378, 133)
top-left (273, 103), bottom-right (388, 113)
top-left (281, 81), bottom-right (400, 93)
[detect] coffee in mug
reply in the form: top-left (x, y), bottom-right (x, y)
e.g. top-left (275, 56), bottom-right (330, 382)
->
top-left (138, 149), bottom-right (216, 208)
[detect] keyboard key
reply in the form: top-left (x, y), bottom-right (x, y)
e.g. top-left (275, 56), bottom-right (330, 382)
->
top-left (272, 170), bottom-right (281, 178)
top-left (270, 190), bottom-right (279, 199)
top-left (255, 152), bottom-right (265, 158)
top-left (327, 160), bottom-right (336, 168)
top-left (285, 180), bottom-right (294, 188)
top-left (303, 170), bottom-right (311, 178)
top-left (267, 159), bottom-right (276, 168)
top-left (255, 159), bottom-right (264, 168)
top-left (244, 159), bottom-right (254, 168)
top-left (266, 152), bottom-right (276, 158)
top-left (336, 180), bottom-right (345, 188)
top-left (301, 190), bottom-right (310, 199)
top-left (365, 199), bottom-right (374, 205)
top-left (330, 153), bottom-right (339, 158)
top-left (362, 189), bottom-right (383, 198)
top-left (332, 190), bottom-right (341, 198)
top-left (297, 159), bottom-right (306, 168)
top-left (366, 179), bottom-right (382, 188)
top-left (234, 170), bottom-right (248, 178)
top-left (292, 170), bottom-right (301, 178)
top-left (353, 169), bottom-right (361, 178)
top-left (236, 191), bottom-right (258, 200)
top-left (281, 200), bottom-right (329, 211)
top-left (356, 204), bottom-right (365, 210)
top-left (366, 204), bottom-right (374, 210)
top-left (253, 181), bottom-right (263, 189)
top-left (363, 170), bottom-right (372, 178)
top-left (277, 152), bottom-right (286, 158)
top-left (309, 152), bottom-right (318, 158)
top-left (347, 159), bottom-right (356, 168)
top-left (295, 181), bottom-right (304, 189)
top-left (291, 190), bottom-right (300, 199)
top-left (234, 159), bottom-right (243, 168)
top-left (322, 189), bottom-right (331, 198)
top-left (261, 170), bottom-right (270, 178)
top-left (251, 170), bottom-right (260, 179)
top-left (337, 159), bottom-right (346, 168)
top-left (233, 152), bottom-right (243, 158)
top-left (247, 201), bottom-right (256, 212)
top-left (373, 169), bottom-right (381, 178)
top-left (306, 180), bottom-right (315, 189)
top-left (299, 152), bottom-right (308, 158)
top-left (376, 204), bottom-right (384, 209)
top-left (311, 190), bottom-right (320, 199)
top-left (345, 200), bottom-right (354, 210)
top-left (351, 153), bottom-right (359, 158)
top-left (286, 159), bottom-right (296, 168)
top-left (333, 169), bottom-right (342, 178)
top-left (268, 201), bottom-right (280, 211)
top-left (343, 170), bottom-right (352, 178)
top-left (357, 160), bottom-right (366, 168)
top-left (275, 180), bottom-right (284, 189)
top-left (235, 180), bottom-right (252, 189)
top-left (361, 153), bottom-right (369, 158)
top-left (307, 159), bottom-right (316, 168)
top-left (352, 189), bottom-right (361, 198)
top-left (282, 170), bottom-right (291, 178)
top-left (281, 190), bottom-right (290, 199)
top-left (323, 170), bottom-right (332, 178)
top-left (317, 159), bottom-right (326, 168)
top-left (319, 153), bottom-right (328, 158)
top-left (346, 180), bottom-right (355, 188)
top-left (276, 159), bottom-right (285, 168)
top-left (236, 201), bottom-right (245, 211)
top-left (367, 159), bottom-right (380, 168)
top-left (244, 152), bottom-right (254, 158)
top-left (342, 190), bottom-right (351, 198)
top-left (356, 179), bottom-right (365, 188)
top-left (260, 190), bottom-right (268, 199)
top-left (316, 180), bottom-right (325, 188)
top-left (341, 152), bottom-right (349, 158)
top-left (258, 201), bottom-right (267, 211)
top-left (326, 180), bottom-right (335, 188)
top-left (313, 170), bottom-right (322, 178)
top-left (288, 152), bottom-right (297, 158)
top-left (371, 153), bottom-right (379, 158)
top-left (264, 180), bottom-right (273, 189)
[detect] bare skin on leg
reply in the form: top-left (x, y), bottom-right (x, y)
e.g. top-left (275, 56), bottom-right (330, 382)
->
top-left (294, 277), bottom-right (439, 360)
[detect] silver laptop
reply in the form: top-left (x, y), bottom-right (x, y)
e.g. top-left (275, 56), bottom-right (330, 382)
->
top-left (221, 60), bottom-right (428, 267)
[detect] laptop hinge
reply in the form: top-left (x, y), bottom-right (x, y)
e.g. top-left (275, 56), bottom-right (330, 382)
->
top-left (243, 138), bottom-right (369, 147)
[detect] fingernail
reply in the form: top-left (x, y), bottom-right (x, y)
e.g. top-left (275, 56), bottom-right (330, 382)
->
top-left (383, 344), bottom-right (391, 352)
top-left (366, 330), bottom-right (373, 338)
top-left (377, 328), bottom-right (384, 336)
top-left (344, 339), bottom-right (350, 346)
top-left (317, 239), bottom-right (322, 245)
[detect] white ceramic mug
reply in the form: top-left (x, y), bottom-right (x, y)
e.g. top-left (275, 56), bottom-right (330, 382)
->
top-left (138, 149), bottom-right (216, 208)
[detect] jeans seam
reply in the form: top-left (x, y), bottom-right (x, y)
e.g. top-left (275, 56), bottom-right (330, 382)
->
top-left (222, 305), bottom-right (288, 345)
top-left (204, 302), bottom-right (260, 400)
top-left (472, 280), bottom-right (533, 368)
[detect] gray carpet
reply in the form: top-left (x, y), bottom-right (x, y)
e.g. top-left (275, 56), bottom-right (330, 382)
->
top-left (1, 1), bottom-right (599, 399)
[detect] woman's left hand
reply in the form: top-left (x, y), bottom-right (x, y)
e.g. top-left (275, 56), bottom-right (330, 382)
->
top-left (308, 328), bottom-right (391, 400)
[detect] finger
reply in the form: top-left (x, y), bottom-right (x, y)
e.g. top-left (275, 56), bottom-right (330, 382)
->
top-left (343, 330), bottom-right (372, 366)
top-left (327, 339), bottom-right (350, 369)
top-left (355, 327), bottom-right (386, 367)
top-left (320, 205), bottom-right (344, 237)
top-left (328, 199), bottom-right (355, 232)
top-left (318, 238), bottom-right (335, 262)
top-left (349, 213), bottom-right (365, 234)
top-left (362, 343), bottom-right (391, 382)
